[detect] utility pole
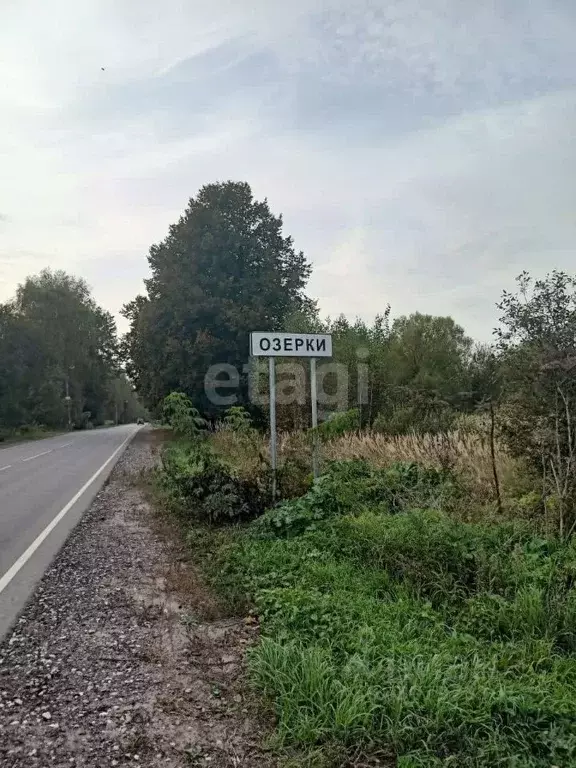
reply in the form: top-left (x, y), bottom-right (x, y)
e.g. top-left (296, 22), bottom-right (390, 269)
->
top-left (65, 377), bottom-right (72, 430)
top-left (64, 364), bottom-right (75, 430)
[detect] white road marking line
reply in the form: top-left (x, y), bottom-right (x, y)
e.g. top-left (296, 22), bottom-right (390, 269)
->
top-left (0, 428), bottom-right (139, 596)
top-left (57, 442), bottom-right (73, 449)
top-left (21, 449), bottom-right (52, 463)
top-left (0, 465), bottom-right (11, 472)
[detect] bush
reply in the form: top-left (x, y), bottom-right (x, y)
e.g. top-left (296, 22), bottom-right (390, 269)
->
top-left (160, 441), bottom-right (269, 524)
top-left (162, 420), bottom-right (576, 764)
top-left (452, 411), bottom-right (490, 435)
top-left (373, 396), bottom-right (457, 436)
top-left (276, 455), bottom-right (314, 500)
top-left (161, 391), bottom-right (207, 439)
top-left (328, 511), bottom-right (549, 604)
top-left (221, 405), bottom-right (255, 433)
top-left (315, 409), bottom-right (360, 441)
top-left (254, 459), bottom-right (455, 538)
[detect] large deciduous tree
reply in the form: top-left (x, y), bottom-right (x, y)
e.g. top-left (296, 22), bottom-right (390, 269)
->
top-left (0, 269), bottom-right (144, 434)
top-left (371, 313), bottom-right (473, 434)
top-left (0, 304), bottom-right (39, 428)
top-left (123, 181), bottom-right (313, 415)
top-left (388, 313), bottom-right (472, 395)
top-left (496, 271), bottom-right (576, 536)
top-left (13, 270), bottom-right (120, 426)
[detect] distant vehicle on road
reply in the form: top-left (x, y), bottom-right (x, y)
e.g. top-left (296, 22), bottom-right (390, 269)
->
top-left (136, 418), bottom-right (145, 425)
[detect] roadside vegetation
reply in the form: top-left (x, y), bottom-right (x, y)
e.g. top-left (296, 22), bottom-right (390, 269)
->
top-left (5, 179), bottom-right (576, 764)
top-left (124, 183), bottom-right (576, 766)
top-left (152, 413), bottom-right (576, 766)
top-left (0, 425), bottom-right (68, 447)
top-left (153, 397), bottom-right (576, 766)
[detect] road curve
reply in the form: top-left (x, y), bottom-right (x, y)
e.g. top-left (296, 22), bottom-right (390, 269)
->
top-left (0, 424), bottom-right (140, 640)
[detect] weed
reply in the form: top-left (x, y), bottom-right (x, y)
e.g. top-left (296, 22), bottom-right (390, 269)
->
top-left (161, 433), bottom-right (576, 765)
top-left (159, 440), bottom-right (270, 523)
top-left (253, 460), bottom-right (455, 539)
top-left (198, 498), bottom-right (576, 764)
top-left (211, 427), bottom-right (536, 526)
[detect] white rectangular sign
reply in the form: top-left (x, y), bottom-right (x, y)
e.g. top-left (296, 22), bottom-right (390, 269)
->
top-left (250, 332), bottom-right (332, 358)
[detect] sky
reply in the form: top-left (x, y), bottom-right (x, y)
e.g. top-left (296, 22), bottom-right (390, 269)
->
top-left (1, 0), bottom-right (575, 341)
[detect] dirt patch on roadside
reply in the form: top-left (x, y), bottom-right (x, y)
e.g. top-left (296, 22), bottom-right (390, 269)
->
top-left (0, 430), bottom-right (278, 767)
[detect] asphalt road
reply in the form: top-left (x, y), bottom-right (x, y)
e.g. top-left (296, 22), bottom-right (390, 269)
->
top-left (0, 424), bottom-right (140, 640)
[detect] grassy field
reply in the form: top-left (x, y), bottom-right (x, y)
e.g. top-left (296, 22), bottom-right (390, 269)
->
top-left (156, 429), bottom-right (576, 766)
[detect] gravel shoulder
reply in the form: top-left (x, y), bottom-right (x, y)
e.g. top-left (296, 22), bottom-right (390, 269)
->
top-left (0, 430), bottom-right (277, 768)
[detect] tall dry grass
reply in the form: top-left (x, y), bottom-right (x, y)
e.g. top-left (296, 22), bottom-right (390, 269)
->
top-left (323, 430), bottom-right (522, 500)
top-left (211, 427), bottom-right (530, 518)
top-left (210, 429), bottom-right (268, 477)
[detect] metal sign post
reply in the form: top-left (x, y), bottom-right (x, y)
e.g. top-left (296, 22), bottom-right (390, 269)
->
top-left (268, 356), bottom-right (277, 500)
top-left (310, 358), bottom-right (319, 480)
top-left (250, 332), bottom-right (332, 492)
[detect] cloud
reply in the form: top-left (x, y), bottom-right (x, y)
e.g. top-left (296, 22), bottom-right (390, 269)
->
top-left (0, 0), bottom-right (575, 342)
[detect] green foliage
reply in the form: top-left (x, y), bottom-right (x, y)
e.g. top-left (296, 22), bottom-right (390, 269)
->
top-left (253, 459), bottom-right (454, 538)
top-left (315, 409), bottom-right (360, 440)
top-left (122, 181), bottom-right (314, 415)
top-left (161, 391), bottom-right (207, 439)
top-left (496, 270), bottom-right (576, 351)
top-left (209, 426), bottom-right (312, 504)
top-left (159, 440), bottom-right (269, 524)
top-left (276, 454), bottom-right (314, 500)
top-left (0, 425), bottom-right (64, 444)
top-left (222, 405), bottom-right (254, 433)
top-left (373, 396), bottom-right (456, 436)
top-left (121, 206), bottom-right (484, 432)
top-left (496, 271), bottom-right (576, 537)
top-left (204, 502), bottom-right (576, 765)
top-left (107, 374), bottom-right (148, 425)
top-left (183, 450), bottom-right (576, 766)
top-left (0, 269), bottom-right (143, 432)
top-left (291, 311), bottom-right (474, 433)
top-left (388, 313), bottom-right (472, 396)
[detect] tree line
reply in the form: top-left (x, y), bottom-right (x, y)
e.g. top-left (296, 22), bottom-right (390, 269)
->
top-left (3, 180), bottom-right (575, 528)
top-left (121, 180), bottom-right (576, 529)
top-left (121, 182), bottom-right (478, 423)
top-left (0, 269), bottom-right (145, 437)
top-left (118, 181), bottom-right (507, 429)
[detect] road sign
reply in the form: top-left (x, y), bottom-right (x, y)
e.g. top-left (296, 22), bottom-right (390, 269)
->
top-left (250, 331), bottom-right (333, 492)
top-left (250, 332), bottom-right (332, 358)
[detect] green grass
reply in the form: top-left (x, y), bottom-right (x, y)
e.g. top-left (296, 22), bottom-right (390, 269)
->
top-left (168, 456), bottom-right (576, 766)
